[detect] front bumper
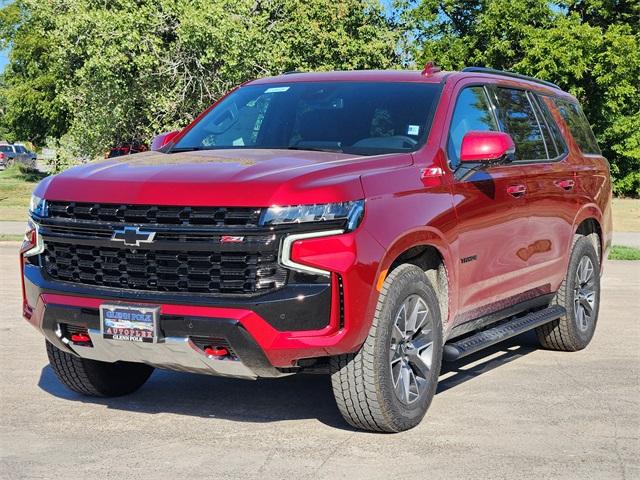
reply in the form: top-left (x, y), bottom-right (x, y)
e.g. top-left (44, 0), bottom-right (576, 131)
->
top-left (22, 227), bottom-right (385, 378)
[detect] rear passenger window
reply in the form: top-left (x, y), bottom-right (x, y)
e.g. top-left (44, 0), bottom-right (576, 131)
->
top-left (534, 94), bottom-right (568, 158)
top-left (493, 88), bottom-right (547, 161)
top-left (552, 99), bottom-right (600, 154)
top-left (447, 86), bottom-right (499, 168)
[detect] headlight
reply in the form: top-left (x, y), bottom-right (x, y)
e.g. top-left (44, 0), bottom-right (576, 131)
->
top-left (261, 200), bottom-right (364, 231)
top-left (29, 194), bottom-right (48, 217)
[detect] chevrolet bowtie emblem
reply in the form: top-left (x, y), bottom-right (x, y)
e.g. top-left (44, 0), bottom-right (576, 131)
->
top-left (111, 226), bottom-right (156, 247)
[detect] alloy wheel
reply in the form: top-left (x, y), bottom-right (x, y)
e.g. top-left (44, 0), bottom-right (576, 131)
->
top-left (389, 294), bottom-right (435, 405)
top-left (574, 256), bottom-right (596, 332)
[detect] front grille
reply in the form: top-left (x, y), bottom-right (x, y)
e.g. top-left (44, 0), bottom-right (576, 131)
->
top-left (47, 201), bottom-right (262, 227)
top-left (43, 241), bottom-right (287, 295)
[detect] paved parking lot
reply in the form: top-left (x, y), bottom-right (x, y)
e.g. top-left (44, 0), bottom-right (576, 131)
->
top-left (0, 241), bottom-right (638, 480)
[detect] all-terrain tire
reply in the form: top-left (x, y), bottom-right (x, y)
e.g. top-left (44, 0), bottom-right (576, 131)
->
top-left (330, 264), bottom-right (443, 432)
top-left (46, 340), bottom-right (154, 397)
top-left (535, 235), bottom-right (601, 351)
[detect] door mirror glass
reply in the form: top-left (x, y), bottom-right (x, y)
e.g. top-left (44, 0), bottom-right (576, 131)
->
top-left (460, 131), bottom-right (515, 165)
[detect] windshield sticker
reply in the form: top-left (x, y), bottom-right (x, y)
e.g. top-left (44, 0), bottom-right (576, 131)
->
top-left (407, 125), bottom-right (420, 136)
top-left (232, 137), bottom-right (245, 146)
top-left (265, 86), bottom-right (290, 93)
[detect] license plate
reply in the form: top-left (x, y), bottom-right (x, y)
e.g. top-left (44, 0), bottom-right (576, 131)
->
top-left (100, 304), bottom-right (159, 343)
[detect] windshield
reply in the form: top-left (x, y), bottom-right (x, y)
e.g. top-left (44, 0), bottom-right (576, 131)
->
top-left (173, 82), bottom-right (441, 156)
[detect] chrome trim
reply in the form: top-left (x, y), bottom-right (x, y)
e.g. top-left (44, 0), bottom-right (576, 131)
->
top-left (110, 226), bottom-right (157, 247)
top-left (73, 328), bottom-right (260, 379)
top-left (23, 222), bottom-right (44, 258)
top-left (279, 229), bottom-right (344, 276)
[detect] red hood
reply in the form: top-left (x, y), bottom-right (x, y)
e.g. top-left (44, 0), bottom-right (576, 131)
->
top-left (37, 149), bottom-right (412, 206)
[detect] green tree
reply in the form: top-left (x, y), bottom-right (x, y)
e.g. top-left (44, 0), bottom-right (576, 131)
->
top-left (0, 1), bottom-right (69, 145)
top-left (405, 0), bottom-right (640, 196)
top-left (1, 0), bottom-right (400, 160)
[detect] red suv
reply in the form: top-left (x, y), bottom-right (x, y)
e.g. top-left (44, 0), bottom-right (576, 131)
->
top-left (21, 67), bottom-right (611, 432)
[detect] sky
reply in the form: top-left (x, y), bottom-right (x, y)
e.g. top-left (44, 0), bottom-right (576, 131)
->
top-left (0, 50), bottom-right (8, 72)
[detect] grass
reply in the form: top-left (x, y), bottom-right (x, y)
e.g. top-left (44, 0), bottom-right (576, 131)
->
top-left (0, 234), bottom-right (23, 242)
top-left (608, 245), bottom-right (640, 261)
top-left (612, 198), bottom-right (640, 232)
top-left (0, 164), bottom-right (46, 222)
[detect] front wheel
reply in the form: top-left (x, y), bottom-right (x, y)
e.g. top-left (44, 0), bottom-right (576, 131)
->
top-left (536, 235), bottom-right (601, 351)
top-left (330, 264), bottom-right (443, 432)
top-left (46, 340), bottom-right (154, 397)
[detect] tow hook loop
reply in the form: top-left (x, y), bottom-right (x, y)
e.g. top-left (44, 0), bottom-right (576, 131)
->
top-left (70, 333), bottom-right (91, 344)
top-left (204, 346), bottom-right (229, 357)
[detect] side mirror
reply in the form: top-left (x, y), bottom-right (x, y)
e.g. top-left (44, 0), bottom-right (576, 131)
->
top-left (151, 130), bottom-right (181, 151)
top-left (460, 131), bottom-right (515, 165)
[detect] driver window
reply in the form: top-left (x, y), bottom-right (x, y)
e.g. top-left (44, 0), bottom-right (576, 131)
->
top-left (447, 86), bottom-right (498, 169)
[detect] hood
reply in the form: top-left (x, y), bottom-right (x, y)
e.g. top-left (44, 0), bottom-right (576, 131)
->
top-left (37, 149), bottom-right (412, 206)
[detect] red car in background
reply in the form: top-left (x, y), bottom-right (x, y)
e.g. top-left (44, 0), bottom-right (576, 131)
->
top-left (105, 143), bottom-right (148, 158)
top-left (22, 67), bottom-right (611, 432)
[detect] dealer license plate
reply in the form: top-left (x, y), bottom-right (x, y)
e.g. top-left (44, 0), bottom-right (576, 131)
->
top-left (100, 304), bottom-right (159, 343)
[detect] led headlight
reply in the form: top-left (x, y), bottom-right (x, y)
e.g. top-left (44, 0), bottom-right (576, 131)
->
top-left (261, 200), bottom-right (364, 231)
top-left (29, 194), bottom-right (48, 217)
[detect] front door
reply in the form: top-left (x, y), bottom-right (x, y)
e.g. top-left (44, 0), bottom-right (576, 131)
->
top-left (445, 83), bottom-right (531, 324)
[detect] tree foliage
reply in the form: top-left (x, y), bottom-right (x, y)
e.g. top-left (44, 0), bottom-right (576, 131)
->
top-left (404, 0), bottom-right (640, 196)
top-left (1, 0), bottom-right (399, 158)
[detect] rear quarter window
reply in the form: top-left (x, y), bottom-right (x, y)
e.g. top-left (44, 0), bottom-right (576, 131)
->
top-left (552, 99), bottom-right (600, 154)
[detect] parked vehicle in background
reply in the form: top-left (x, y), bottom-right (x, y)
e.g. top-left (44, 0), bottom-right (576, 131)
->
top-left (22, 67), bottom-right (611, 432)
top-left (105, 143), bottom-right (148, 158)
top-left (0, 143), bottom-right (37, 168)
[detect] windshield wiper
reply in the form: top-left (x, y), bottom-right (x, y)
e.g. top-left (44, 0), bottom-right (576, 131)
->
top-left (285, 145), bottom-right (343, 153)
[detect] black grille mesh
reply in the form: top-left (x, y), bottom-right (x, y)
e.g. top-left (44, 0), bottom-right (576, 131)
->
top-left (47, 201), bottom-right (262, 227)
top-left (43, 242), bottom-right (287, 295)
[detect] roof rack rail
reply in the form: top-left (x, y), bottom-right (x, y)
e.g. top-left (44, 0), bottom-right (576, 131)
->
top-left (283, 70), bottom-right (303, 75)
top-left (461, 67), bottom-right (560, 90)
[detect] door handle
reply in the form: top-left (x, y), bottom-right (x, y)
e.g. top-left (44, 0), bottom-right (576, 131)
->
top-left (507, 184), bottom-right (527, 197)
top-left (555, 179), bottom-right (575, 191)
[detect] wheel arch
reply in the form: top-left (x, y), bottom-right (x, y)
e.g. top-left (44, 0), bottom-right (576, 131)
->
top-left (572, 204), bottom-right (604, 263)
top-left (374, 228), bottom-right (454, 329)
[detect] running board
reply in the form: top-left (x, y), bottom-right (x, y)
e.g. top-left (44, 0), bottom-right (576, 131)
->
top-left (443, 305), bottom-right (566, 362)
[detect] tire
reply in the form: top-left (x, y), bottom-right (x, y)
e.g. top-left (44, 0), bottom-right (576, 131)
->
top-left (46, 340), bottom-right (154, 397)
top-left (535, 235), bottom-right (601, 351)
top-left (330, 264), bottom-right (443, 432)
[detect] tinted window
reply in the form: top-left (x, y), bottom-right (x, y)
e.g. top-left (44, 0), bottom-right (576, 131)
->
top-left (0, 146), bottom-right (12, 153)
top-left (552, 99), bottom-right (600, 154)
top-left (175, 82), bottom-right (441, 156)
top-left (447, 86), bottom-right (498, 168)
top-left (493, 88), bottom-right (548, 161)
top-left (534, 94), bottom-right (568, 158)
top-left (528, 93), bottom-right (557, 158)
top-left (15, 145), bottom-right (26, 153)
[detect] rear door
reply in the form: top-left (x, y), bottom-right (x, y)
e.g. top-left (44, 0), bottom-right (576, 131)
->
top-left (490, 87), bottom-right (579, 294)
top-left (445, 82), bottom-right (530, 323)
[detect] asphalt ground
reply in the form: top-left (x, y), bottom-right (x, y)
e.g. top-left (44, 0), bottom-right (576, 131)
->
top-left (0, 241), bottom-right (638, 480)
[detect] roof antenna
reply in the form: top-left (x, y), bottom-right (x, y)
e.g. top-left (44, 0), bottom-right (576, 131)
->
top-left (421, 61), bottom-right (441, 77)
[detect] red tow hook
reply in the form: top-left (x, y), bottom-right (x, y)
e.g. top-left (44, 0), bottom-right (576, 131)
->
top-left (204, 346), bottom-right (229, 357)
top-left (70, 333), bottom-right (91, 344)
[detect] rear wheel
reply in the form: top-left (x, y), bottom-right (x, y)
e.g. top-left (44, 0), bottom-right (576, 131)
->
top-left (330, 264), bottom-right (443, 432)
top-left (46, 340), bottom-right (154, 397)
top-left (536, 235), bottom-right (601, 351)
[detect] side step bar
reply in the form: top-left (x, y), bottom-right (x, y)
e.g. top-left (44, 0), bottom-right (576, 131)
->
top-left (443, 305), bottom-right (566, 362)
